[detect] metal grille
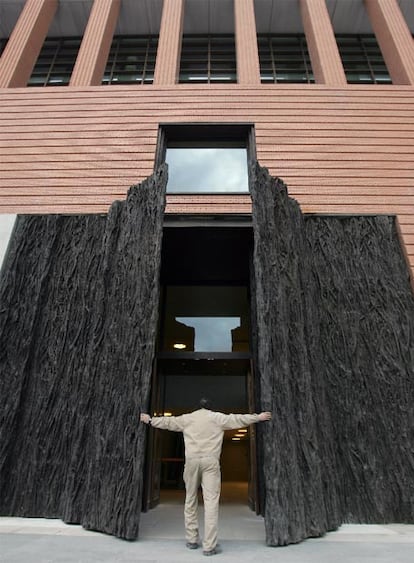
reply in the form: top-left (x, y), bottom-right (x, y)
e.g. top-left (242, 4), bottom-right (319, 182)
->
top-left (102, 35), bottom-right (158, 85)
top-left (257, 34), bottom-right (314, 84)
top-left (28, 37), bottom-right (81, 86)
top-left (179, 35), bottom-right (237, 83)
top-left (336, 35), bottom-right (392, 84)
top-left (25, 32), bottom-right (393, 88)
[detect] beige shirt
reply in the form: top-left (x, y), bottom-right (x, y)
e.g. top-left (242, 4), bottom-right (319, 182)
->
top-left (150, 408), bottom-right (260, 460)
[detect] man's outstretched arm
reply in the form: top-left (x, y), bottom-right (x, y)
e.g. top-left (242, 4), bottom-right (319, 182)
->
top-left (212, 411), bottom-right (272, 430)
top-left (140, 412), bottom-right (184, 432)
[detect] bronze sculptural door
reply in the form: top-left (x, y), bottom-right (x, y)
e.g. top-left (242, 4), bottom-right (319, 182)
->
top-left (249, 160), bottom-right (414, 546)
top-left (0, 167), bottom-right (167, 540)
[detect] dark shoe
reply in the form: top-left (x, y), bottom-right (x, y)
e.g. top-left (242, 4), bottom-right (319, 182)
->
top-left (203, 547), bottom-right (220, 556)
top-left (186, 542), bottom-right (199, 550)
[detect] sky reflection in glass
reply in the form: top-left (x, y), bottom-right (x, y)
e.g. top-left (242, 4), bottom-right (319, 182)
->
top-left (166, 148), bottom-right (249, 193)
top-left (176, 317), bottom-right (240, 352)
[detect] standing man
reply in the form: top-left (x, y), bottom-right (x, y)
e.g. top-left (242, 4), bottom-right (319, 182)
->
top-left (140, 398), bottom-right (271, 556)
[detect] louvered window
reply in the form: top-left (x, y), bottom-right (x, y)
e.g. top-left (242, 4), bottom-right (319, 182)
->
top-left (179, 35), bottom-right (237, 83)
top-left (257, 34), bottom-right (314, 84)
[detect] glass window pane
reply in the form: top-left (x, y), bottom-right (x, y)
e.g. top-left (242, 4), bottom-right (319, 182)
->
top-left (103, 35), bottom-right (158, 85)
top-left (336, 34), bottom-right (391, 84)
top-left (258, 34), bottom-right (313, 84)
top-left (166, 147), bottom-right (248, 193)
top-left (162, 286), bottom-right (250, 353)
top-left (28, 37), bottom-right (81, 86)
top-left (179, 34), bottom-right (237, 83)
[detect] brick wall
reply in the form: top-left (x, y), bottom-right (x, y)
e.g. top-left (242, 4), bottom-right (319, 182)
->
top-left (0, 83), bottom-right (413, 274)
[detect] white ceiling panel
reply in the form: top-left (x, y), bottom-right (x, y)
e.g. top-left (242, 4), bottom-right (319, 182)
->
top-left (184, 0), bottom-right (210, 34)
top-left (254, 0), bottom-right (303, 34)
top-left (253, 0), bottom-right (274, 33)
top-left (0, 0), bottom-right (25, 38)
top-left (116, 0), bottom-right (163, 35)
top-left (326, 0), bottom-right (372, 34)
top-left (398, 0), bottom-right (414, 32)
top-left (0, 0), bottom-right (412, 40)
top-left (184, 0), bottom-right (234, 34)
top-left (208, 0), bottom-right (234, 33)
top-left (269, 0), bottom-right (302, 33)
top-left (47, 0), bottom-right (93, 37)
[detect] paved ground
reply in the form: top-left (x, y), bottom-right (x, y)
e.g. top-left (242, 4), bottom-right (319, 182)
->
top-left (2, 501), bottom-right (414, 563)
top-left (1, 484), bottom-right (414, 563)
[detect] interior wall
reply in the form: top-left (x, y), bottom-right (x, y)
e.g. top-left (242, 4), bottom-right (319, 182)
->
top-left (221, 440), bottom-right (249, 482)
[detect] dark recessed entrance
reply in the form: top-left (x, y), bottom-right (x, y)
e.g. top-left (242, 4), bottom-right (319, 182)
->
top-left (160, 222), bottom-right (253, 283)
top-left (143, 223), bottom-right (258, 511)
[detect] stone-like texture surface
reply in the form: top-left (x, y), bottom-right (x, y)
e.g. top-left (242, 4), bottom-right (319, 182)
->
top-left (250, 162), bottom-right (414, 546)
top-left (1, 159), bottom-right (413, 546)
top-left (0, 166), bottom-right (167, 540)
top-left (306, 215), bottom-right (414, 525)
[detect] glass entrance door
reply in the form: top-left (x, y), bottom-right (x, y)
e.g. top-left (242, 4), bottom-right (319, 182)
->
top-left (152, 359), bottom-right (252, 503)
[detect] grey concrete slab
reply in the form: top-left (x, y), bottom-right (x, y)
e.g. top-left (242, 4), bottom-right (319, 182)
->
top-left (1, 504), bottom-right (414, 563)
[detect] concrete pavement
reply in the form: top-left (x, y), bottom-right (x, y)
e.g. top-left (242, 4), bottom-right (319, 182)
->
top-left (1, 498), bottom-right (414, 562)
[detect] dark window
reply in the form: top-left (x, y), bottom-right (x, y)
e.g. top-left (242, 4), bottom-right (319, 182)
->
top-left (336, 34), bottom-right (392, 84)
top-left (28, 37), bottom-right (81, 86)
top-left (257, 34), bottom-right (314, 84)
top-left (0, 38), bottom-right (8, 57)
top-left (102, 35), bottom-right (158, 85)
top-left (158, 124), bottom-right (254, 194)
top-left (179, 34), bottom-right (237, 83)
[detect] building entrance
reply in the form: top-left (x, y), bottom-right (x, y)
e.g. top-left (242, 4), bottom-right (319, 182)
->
top-left (143, 224), bottom-right (258, 512)
top-left (152, 359), bottom-right (253, 501)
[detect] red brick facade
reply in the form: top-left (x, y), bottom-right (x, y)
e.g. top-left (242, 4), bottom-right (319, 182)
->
top-left (0, 0), bottom-right (413, 276)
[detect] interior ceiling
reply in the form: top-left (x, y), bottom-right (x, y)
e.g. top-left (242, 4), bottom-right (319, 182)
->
top-left (0, 0), bottom-right (413, 39)
top-left (160, 226), bottom-right (253, 285)
top-left (254, 0), bottom-right (414, 34)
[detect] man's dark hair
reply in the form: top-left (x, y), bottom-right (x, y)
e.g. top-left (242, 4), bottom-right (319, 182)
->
top-left (199, 397), bottom-right (212, 410)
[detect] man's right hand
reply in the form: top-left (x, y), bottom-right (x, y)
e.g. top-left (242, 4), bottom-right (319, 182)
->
top-left (140, 413), bottom-right (151, 424)
top-left (258, 411), bottom-right (272, 421)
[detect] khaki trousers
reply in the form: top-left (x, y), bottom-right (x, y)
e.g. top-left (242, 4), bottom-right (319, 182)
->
top-left (183, 456), bottom-right (221, 552)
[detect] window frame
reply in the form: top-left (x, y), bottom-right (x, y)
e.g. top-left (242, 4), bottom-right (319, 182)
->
top-left (257, 33), bottom-right (314, 84)
top-left (336, 34), bottom-right (392, 85)
top-left (155, 123), bottom-right (256, 196)
top-left (27, 37), bottom-right (82, 87)
top-left (179, 34), bottom-right (237, 84)
top-left (102, 34), bottom-right (159, 85)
